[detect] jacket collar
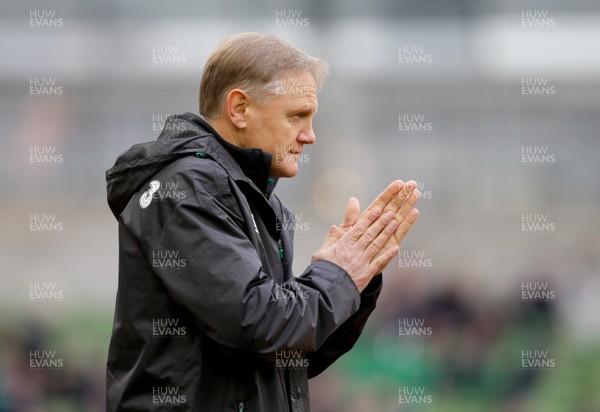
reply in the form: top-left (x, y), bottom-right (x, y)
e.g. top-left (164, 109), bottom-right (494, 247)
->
top-left (179, 112), bottom-right (278, 197)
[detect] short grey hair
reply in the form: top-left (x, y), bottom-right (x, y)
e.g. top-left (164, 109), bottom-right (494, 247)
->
top-left (199, 32), bottom-right (329, 119)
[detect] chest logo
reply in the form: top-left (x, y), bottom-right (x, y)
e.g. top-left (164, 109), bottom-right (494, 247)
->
top-left (140, 180), bottom-right (160, 209)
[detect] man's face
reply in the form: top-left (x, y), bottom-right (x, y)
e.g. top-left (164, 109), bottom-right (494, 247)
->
top-left (244, 70), bottom-right (318, 178)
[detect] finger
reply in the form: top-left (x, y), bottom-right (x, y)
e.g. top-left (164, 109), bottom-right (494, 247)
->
top-left (367, 181), bottom-right (416, 227)
top-left (400, 180), bottom-right (418, 204)
top-left (340, 197), bottom-right (360, 231)
top-left (344, 207), bottom-right (382, 244)
top-left (394, 208), bottom-right (420, 245)
top-left (370, 245), bottom-right (400, 275)
top-left (319, 225), bottom-right (339, 250)
top-left (355, 210), bottom-right (395, 248)
top-left (384, 180), bottom-right (417, 214)
top-left (379, 187), bottom-right (419, 249)
top-left (392, 189), bottom-right (419, 239)
top-left (365, 180), bottom-right (403, 213)
top-left (395, 188), bottom-right (420, 220)
top-left (365, 182), bottom-right (417, 250)
top-left (363, 216), bottom-right (399, 260)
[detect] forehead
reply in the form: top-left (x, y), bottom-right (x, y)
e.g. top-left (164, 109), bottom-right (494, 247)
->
top-left (270, 71), bottom-right (318, 109)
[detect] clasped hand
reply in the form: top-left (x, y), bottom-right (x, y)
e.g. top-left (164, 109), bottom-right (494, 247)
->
top-left (312, 180), bottom-right (420, 292)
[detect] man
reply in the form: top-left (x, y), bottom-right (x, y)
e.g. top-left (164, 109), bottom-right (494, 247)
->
top-left (105, 32), bottom-right (419, 411)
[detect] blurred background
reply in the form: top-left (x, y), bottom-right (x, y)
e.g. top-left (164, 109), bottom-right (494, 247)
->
top-left (1, 0), bottom-right (599, 411)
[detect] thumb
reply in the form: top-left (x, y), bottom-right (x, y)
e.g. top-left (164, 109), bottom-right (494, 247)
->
top-left (340, 197), bottom-right (360, 230)
top-left (320, 225), bottom-right (340, 250)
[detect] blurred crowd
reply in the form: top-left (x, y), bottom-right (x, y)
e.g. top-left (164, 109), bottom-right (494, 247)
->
top-left (2, 270), bottom-right (598, 412)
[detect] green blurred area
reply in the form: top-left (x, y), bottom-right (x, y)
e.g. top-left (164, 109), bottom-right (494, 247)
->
top-left (330, 333), bottom-right (600, 411)
top-left (310, 294), bottom-right (600, 412)
top-left (2, 298), bottom-right (599, 411)
top-left (0, 309), bottom-right (113, 412)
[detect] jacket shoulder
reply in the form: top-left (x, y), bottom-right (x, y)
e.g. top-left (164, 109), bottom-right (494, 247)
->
top-left (125, 154), bottom-right (243, 227)
top-left (153, 154), bottom-right (234, 201)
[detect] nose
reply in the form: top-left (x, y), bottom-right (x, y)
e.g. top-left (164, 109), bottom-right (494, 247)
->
top-left (298, 122), bottom-right (316, 145)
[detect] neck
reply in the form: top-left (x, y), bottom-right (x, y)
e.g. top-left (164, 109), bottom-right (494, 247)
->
top-left (198, 114), bottom-right (277, 197)
top-left (205, 117), bottom-right (245, 149)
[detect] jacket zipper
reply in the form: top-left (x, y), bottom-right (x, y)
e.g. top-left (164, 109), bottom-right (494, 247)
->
top-left (277, 238), bottom-right (284, 261)
top-left (238, 402), bottom-right (245, 412)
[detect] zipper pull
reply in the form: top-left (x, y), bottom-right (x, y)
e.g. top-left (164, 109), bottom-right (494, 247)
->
top-left (238, 402), bottom-right (245, 412)
top-left (278, 239), bottom-right (284, 261)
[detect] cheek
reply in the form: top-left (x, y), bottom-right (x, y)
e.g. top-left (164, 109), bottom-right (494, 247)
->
top-left (285, 120), bottom-right (303, 139)
top-left (257, 117), bottom-right (298, 154)
top-left (269, 120), bottom-right (295, 142)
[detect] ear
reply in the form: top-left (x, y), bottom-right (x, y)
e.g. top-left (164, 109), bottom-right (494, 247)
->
top-left (225, 89), bottom-right (249, 129)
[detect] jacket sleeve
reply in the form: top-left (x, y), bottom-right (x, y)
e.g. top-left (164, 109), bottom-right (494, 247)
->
top-left (144, 179), bottom-right (362, 357)
top-left (306, 275), bottom-right (382, 378)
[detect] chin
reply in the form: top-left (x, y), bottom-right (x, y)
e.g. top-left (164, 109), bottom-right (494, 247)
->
top-left (272, 165), bottom-right (299, 178)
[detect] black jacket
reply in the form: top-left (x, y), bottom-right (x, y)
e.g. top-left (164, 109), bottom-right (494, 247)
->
top-left (105, 112), bottom-right (382, 411)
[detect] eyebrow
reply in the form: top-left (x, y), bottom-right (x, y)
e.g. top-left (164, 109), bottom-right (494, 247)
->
top-left (293, 102), bottom-right (318, 115)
